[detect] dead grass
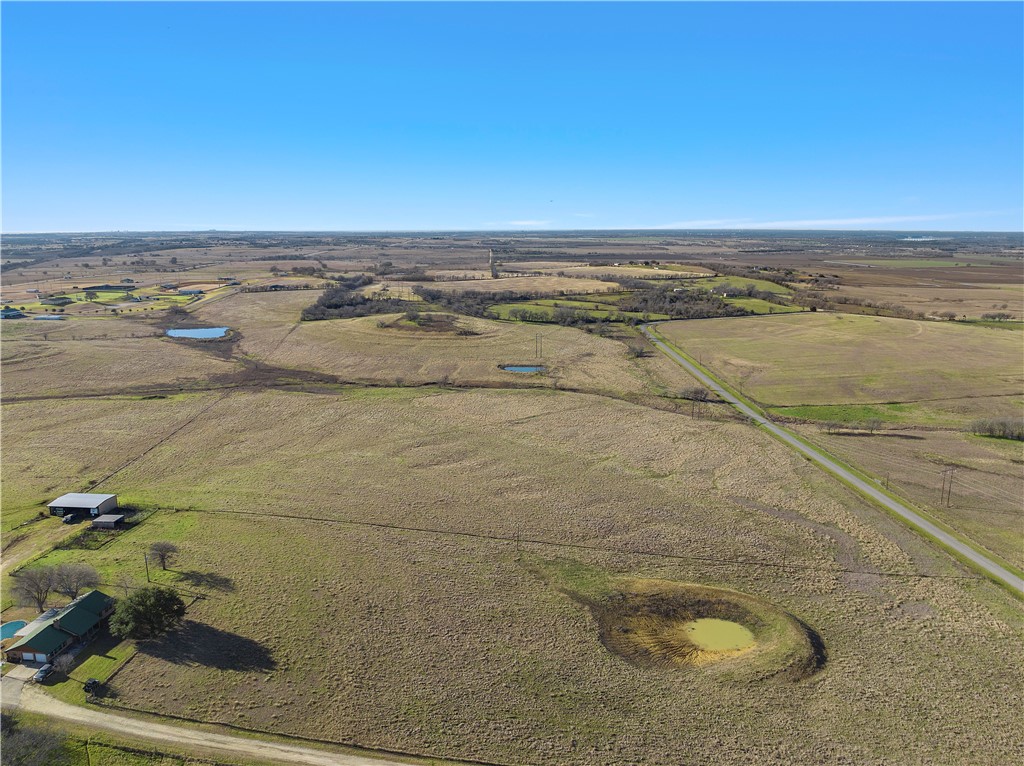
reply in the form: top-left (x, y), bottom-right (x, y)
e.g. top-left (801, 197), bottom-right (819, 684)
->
top-left (658, 313), bottom-right (1023, 413)
top-left (193, 292), bottom-right (661, 399)
top-left (6, 388), bottom-right (1023, 764)
top-left (793, 426), bottom-right (1024, 569)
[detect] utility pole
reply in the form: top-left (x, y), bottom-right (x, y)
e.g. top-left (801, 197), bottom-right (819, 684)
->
top-left (940, 467), bottom-right (956, 506)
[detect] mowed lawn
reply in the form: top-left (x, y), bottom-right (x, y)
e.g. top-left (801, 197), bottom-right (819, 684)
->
top-left (658, 313), bottom-right (1023, 418)
top-left (6, 388), bottom-right (1023, 765)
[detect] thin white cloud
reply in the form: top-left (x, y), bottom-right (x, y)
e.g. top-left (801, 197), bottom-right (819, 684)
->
top-left (653, 212), bottom-right (1002, 229)
top-left (482, 219), bottom-right (552, 227)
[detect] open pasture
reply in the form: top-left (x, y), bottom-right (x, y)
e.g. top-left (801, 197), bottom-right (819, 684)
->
top-left (792, 426), bottom-right (1024, 569)
top-left (1, 318), bottom-right (241, 400)
top-left (658, 313), bottom-right (1023, 421)
top-left (192, 291), bottom-right (661, 399)
top-left (7, 388), bottom-right (1022, 765)
top-left (389, 274), bottom-right (615, 295)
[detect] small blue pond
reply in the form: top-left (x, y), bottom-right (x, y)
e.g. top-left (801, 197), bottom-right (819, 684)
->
top-left (1, 621), bottom-right (27, 640)
top-left (501, 365), bottom-right (546, 373)
top-left (166, 327), bottom-right (229, 339)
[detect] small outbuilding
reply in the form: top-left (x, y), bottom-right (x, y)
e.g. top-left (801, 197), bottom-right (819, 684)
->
top-left (1, 308), bottom-right (27, 319)
top-left (91, 514), bottom-right (125, 530)
top-left (178, 288), bottom-right (204, 296)
top-left (48, 493), bottom-right (118, 518)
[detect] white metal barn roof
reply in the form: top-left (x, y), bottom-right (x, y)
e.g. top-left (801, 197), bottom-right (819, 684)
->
top-left (48, 493), bottom-right (117, 508)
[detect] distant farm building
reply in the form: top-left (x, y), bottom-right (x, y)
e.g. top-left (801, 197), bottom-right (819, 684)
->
top-left (41, 297), bottom-right (73, 306)
top-left (120, 278), bottom-right (136, 284)
top-left (1, 308), bottom-right (27, 319)
top-left (160, 283), bottom-right (178, 290)
top-left (2, 590), bottom-right (115, 664)
top-left (91, 514), bottom-right (125, 530)
top-left (48, 493), bottom-right (118, 518)
top-left (178, 288), bottom-right (204, 296)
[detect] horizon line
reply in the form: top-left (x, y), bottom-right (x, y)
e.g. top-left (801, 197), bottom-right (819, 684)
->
top-left (5, 227), bottom-right (1023, 236)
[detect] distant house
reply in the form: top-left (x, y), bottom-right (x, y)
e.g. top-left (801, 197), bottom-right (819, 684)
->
top-left (160, 283), bottom-right (178, 290)
top-left (1, 308), bottom-right (27, 319)
top-left (3, 590), bottom-right (115, 664)
top-left (41, 297), bottom-right (73, 306)
top-left (48, 493), bottom-right (118, 518)
top-left (91, 514), bottom-right (125, 530)
top-left (178, 289), bottom-right (204, 296)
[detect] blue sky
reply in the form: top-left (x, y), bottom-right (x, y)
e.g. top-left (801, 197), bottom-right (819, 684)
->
top-left (2, 1), bottom-right (1022, 232)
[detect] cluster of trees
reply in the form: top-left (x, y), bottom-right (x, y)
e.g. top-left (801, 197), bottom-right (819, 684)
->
top-left (980, 312), bottom-right (1015, 321)
top-left (301, 274), bottom-right (407, 321)
top-left (795, 291), bottom-right (925, 319)
top-left (12, 563), bottom-right (100, 611)
top-left (618, 286), bottom-right (750, 319)
top-left (821, 419), bottom-right (884, 435)
top-left (970, 417), bottom-right (1024, 441)
top-left (415, 287), bottom-right (532, 317)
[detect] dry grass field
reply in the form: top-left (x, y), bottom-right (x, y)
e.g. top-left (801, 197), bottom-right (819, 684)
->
top-left (4, 388), bottom-right (1021, 764)
top-left (1, 318), bottom-right (241, 400)
top-left (389, 275), bottom-right (615, 295)
top-left (792, 426), bottom-right (1024, 569)
top-left (191, 291), bottom-right (670, 400)
top-left (658, 313), bottom-right (1023, 425)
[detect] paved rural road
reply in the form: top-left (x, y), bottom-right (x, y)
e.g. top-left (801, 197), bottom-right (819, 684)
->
top-left (642, 324), bottom-right (1024, 596)
top-left (16, 685), bottom-right (413, 766)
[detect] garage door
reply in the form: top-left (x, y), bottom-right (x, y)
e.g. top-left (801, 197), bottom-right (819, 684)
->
top-left (27, 653), bottom-right (46, 663)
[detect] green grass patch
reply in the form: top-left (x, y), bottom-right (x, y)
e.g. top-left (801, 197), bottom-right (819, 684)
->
top-left (770, 403), bottom-right (917, 424)
top-left (43, 632), bottom-right (137, 706)
top-left (723, 297), bottom-right (802, 314)
top-left (688, 275), bottom-right (793, 295)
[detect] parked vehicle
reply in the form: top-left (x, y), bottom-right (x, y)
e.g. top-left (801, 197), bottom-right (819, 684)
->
top-left (32, 664), bottom-right (53, 682)
top-left (62, 514), bottom-right (77, 524)
top-left (83, 678), bottom-right (100, 694)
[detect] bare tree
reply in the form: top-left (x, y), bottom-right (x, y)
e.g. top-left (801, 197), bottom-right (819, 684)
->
top-left (149, 541), bottom-right (179, 570)
top-left (53, 563), bottom-right (100, 600)
top-left (13, 566), bottom-right (55, 612)
top-left (52, 653), bottom-right (75, 678)
top-left (863, 418), bottom-right (883, 435)
top-left (680, 386), bottom-right (710, 402)
top-left (114, 572), bottom-right (136, 598)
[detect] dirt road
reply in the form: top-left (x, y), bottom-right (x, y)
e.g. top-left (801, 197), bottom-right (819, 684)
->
top-left (643, 324), bottom-right (1024, 596)
top-left (18, 685), bottom-right (415, 766)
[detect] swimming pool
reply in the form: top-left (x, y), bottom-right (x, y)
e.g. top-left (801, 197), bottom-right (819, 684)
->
top-left (1, 621), bottom-right (27, 640)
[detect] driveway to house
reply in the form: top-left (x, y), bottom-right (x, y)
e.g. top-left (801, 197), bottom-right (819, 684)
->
top-left (1, 663), bottom-right (36, 708)
top-left (642, 324), bottom-right (1024, 596)
top-left (18, 684), bottom-right (418, 766)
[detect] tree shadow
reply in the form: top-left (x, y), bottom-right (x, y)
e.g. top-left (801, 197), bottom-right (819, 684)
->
top-left (138, 621), bottom-right (276, 672)
top-left (173, 570), bottom-right (236, 592)
top-left (833, 432), bottom-right (925, 440)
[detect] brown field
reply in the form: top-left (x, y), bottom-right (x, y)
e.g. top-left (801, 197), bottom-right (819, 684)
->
top-left (388, 275), bottom-right (615, 295)
top-left (793, 426), bottom-right (1024, 569)
top-left (833, 282), bottom-right (1023, 319)
top-left (191, 291), bottom-right (674, 400)
top-left (3, 234), bottom-right (1023, 765)
top-left (657, 313), bottom-right (1023, 412)
top-left (6, 388), bottom-right (1022, 764)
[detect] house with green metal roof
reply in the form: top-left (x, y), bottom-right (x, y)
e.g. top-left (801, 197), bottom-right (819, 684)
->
top-left (3, 590), bottom-right (115, 664)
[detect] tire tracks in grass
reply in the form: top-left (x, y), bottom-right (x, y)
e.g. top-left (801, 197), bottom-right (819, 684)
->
top-left (88, 392), bottom-right (230, 492)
